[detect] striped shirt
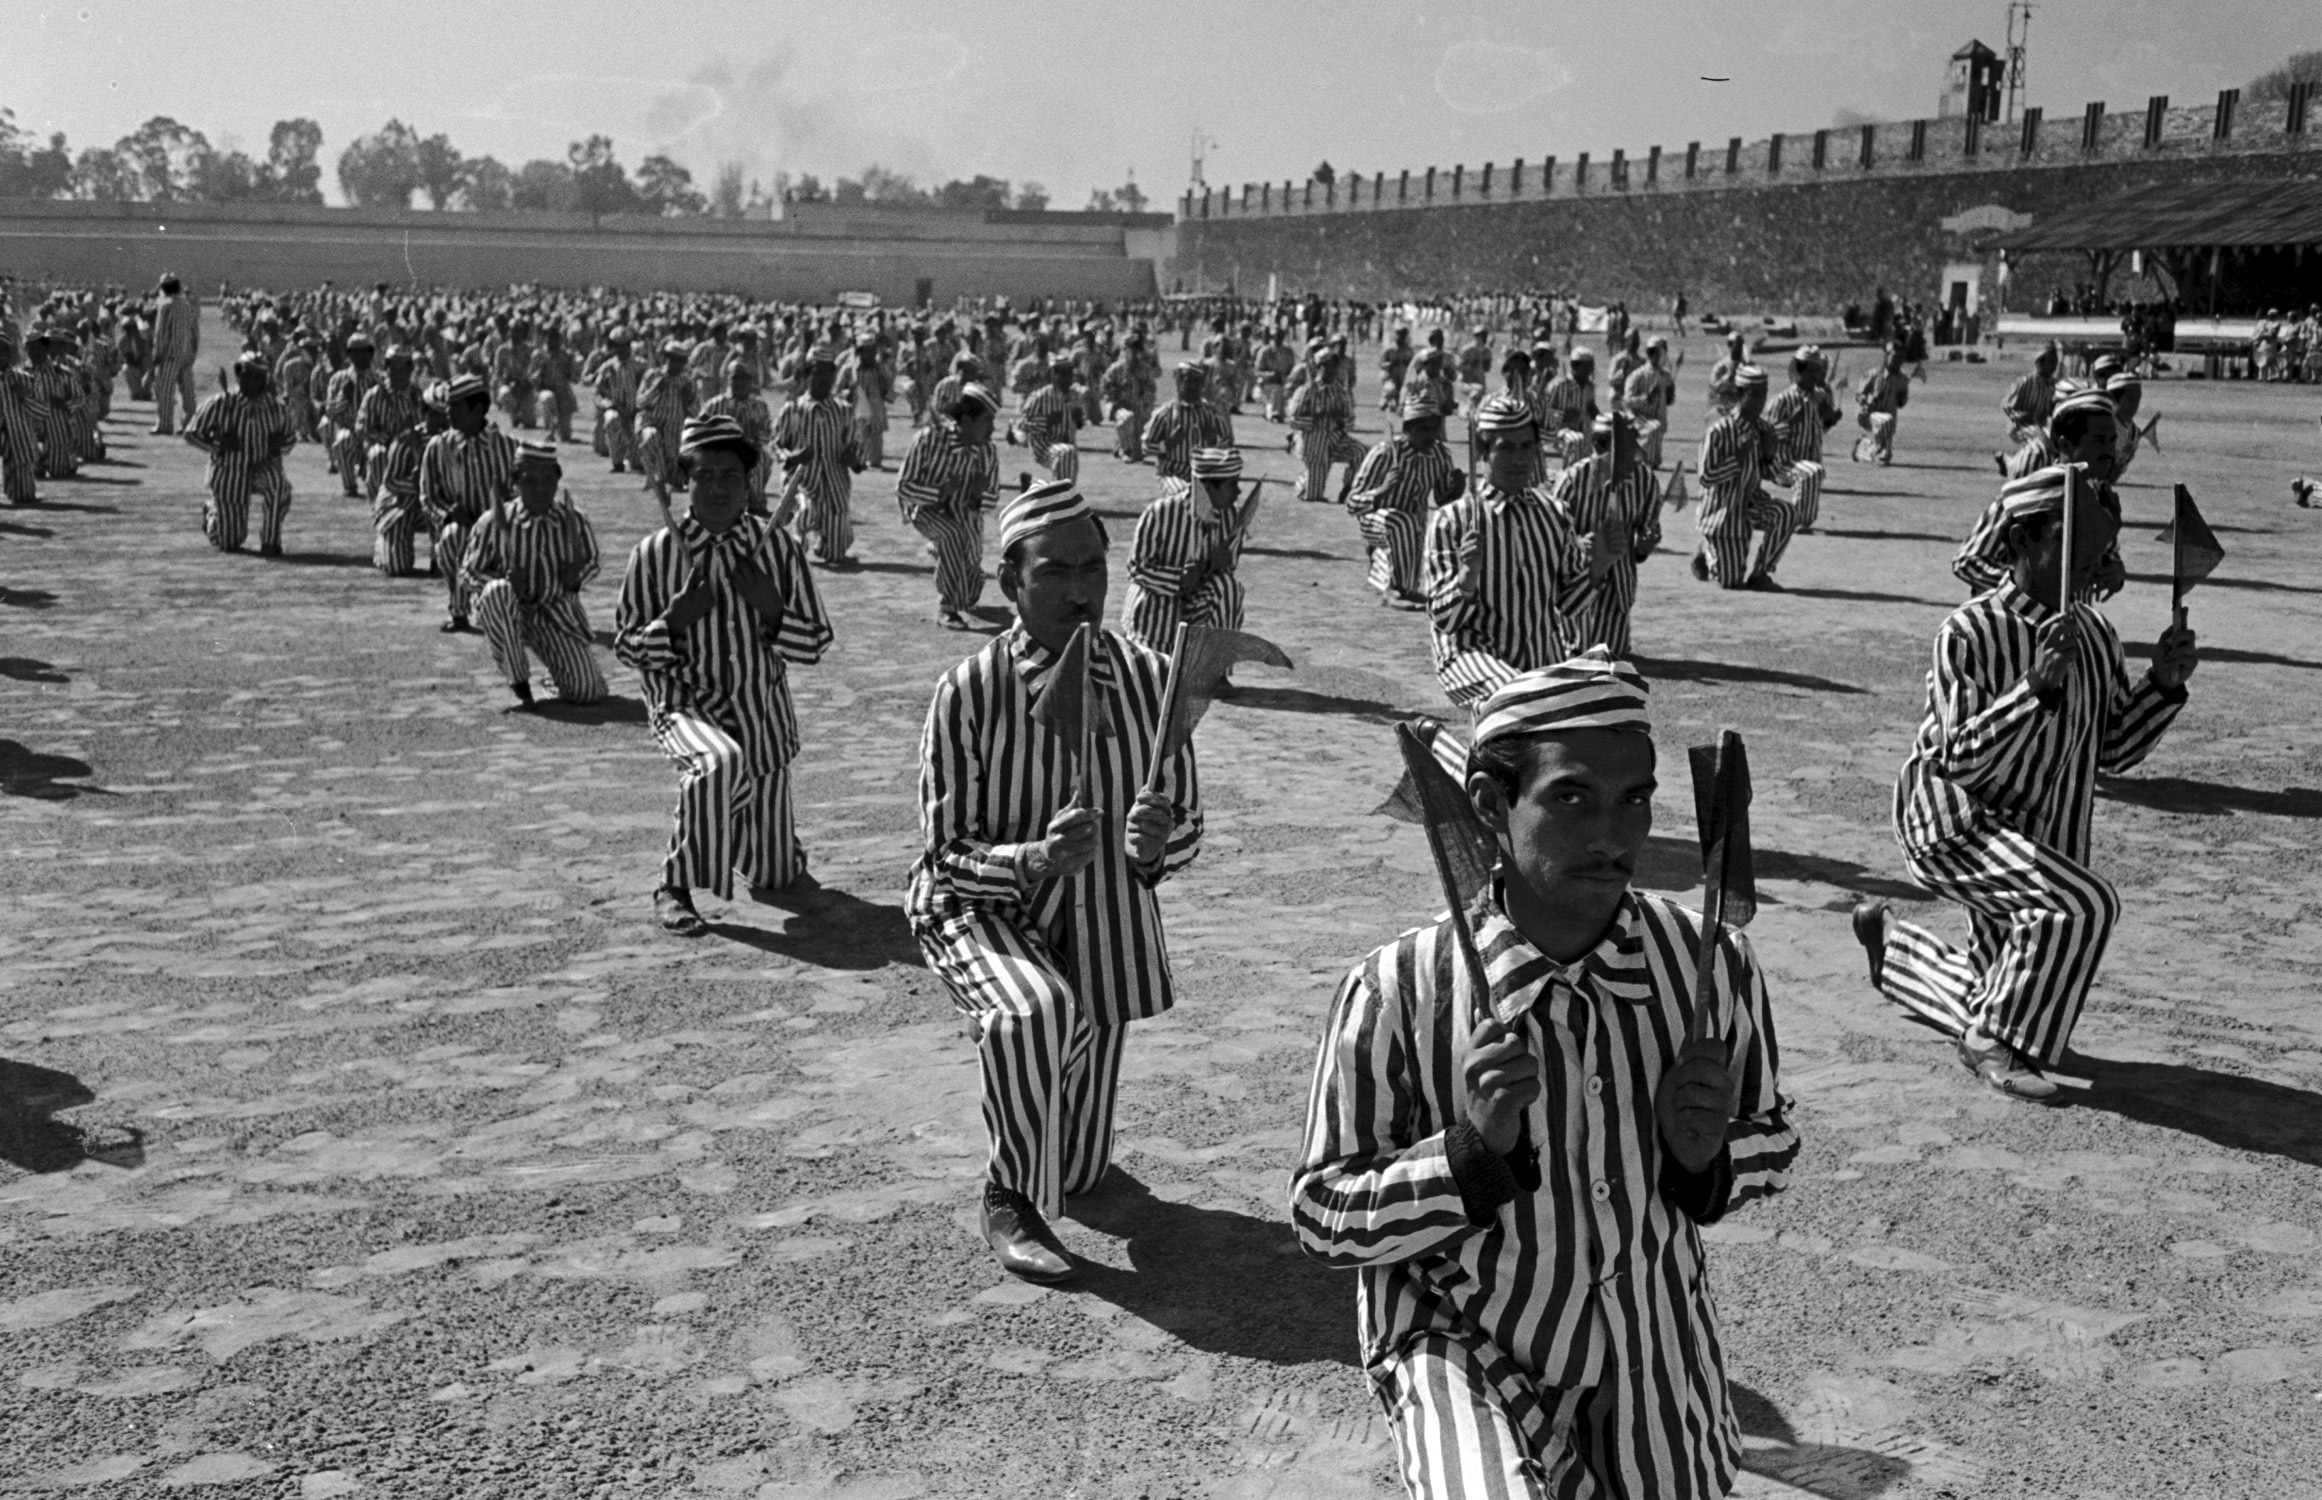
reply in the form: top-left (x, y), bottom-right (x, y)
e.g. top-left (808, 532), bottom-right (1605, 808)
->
top-left (592, 356), bottom-right (642, 413)
top-left (636, 366), bottom-right (693, 434)
top-left (1346, 435), bottom-right (1464, 517)
top-left (325, 367), bottom-right (380, 426)
top-left (1621, 364), bottom-right (1675, 423)
top-left (1140, 399), bottom-right (1235, 482)
top-left (1694, 412), bottom-right (1770, 535)
top-left (612, 514), bottom-right (834, 777)
top-left (905, 626), bottom-right (1202, 1029)
top-left (1425, 481), bottom-right (1600, 707)
top-left (356, 382), bottom-right (424, 445)
top-left (1762, 384), bottom-right (1840, 467)
top-left (1539, 375), bottom-right (1597, 436)
top-left (1123, 481), bottom-right (1246, 643)
top-left (1547, 452), bottom-right (1661, 567)
top-left (895, 421), bottom-right (998, 524)
top-left (1895, 581), bottom-right (2186, 865)
top-left (183, 391), bottom-right (295, 499)
top-left (1293, 889), bottom-right (1796, 1498)
top-left (458, 495), bottom-right (600, 608)
top-left (1857, 369), bottom-right (1910, 415)
top-left (376, 426), bottom-right (428, 501)
top-left (1017, 385), bottom-right (1082, 452)
top-left (1952, 465), bottom-right (2117, 594)
top-left (419, 426), bottom-right (518, 528)
top-left (771, 395), bottom-right (861, 501)
top-left (2002, 372), bottom-right (2054, 431)
top-left (153, 294), bottom-right (200, 364)
top-left (1288, 371), bottom-right (1353, 435)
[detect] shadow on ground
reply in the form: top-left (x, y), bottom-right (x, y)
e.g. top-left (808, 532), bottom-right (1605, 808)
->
top-left (532, 694), bottom-right (651, 726)
top-left (0, 741), bottom-right (107, 799)
top-left (711, 887), bottom-right (925, 970)
top-left (2075, 1055), bottom-right (2322, 1170)
top-left (2098, 776), bottom-right (2322, 819)
top-left (0, 1058), bottom-right (144, 1174)
top-left (1632, 655), bottom-right (1869, 695)
top-left (1635, 836), bottom-right (1931, 903)
top-left (1064, 1170), bottom-right (1360, 1368)
top-left (2122, 640), bottom-right (2320, 672)
top-left (0, 657), bottom-right (70, 683)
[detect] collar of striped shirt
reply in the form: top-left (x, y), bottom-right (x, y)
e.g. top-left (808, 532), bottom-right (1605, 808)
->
top-left (675, 512), bottom-right (762, 557)
top-left (1004, 623), bottom-right (1121, 694)
top-left (1474, 480), bottom-right (1543, 509)
top-left (1474, 885), bottom-right (1655, 1026)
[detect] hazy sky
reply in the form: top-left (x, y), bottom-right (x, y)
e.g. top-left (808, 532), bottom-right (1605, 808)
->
top-left (7, 0), bottom-right (2313, 207)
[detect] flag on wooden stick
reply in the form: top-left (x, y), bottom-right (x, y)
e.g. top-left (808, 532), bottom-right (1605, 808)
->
top-left (1662, 461), bottom-right (1690, 512)
top-left (1686, 729), bottom-right (1756, 1044)
top-left (1378, 719), bottom-right (1494, 920)
top-left (1029, 622), bottom-right (1109, 806)
top-left (2167, 483), bottom-right (2224, 629)
top-left (1139, 623), bottom-right (1294, 795)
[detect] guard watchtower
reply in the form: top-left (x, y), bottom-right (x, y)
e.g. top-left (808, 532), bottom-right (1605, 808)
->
top-left (1939, 40), bottom-right (2005, 122)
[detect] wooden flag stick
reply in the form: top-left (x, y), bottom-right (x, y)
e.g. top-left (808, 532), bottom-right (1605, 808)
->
top-left (2059, 462), bottom-right (2080, 617)
top-left (2170, 484), bottom-right (2189, 632)
top-left (1689, 885), bottom-right (1726, 1047)
top-left (1398, 723), bottom-right (1494, 1027)
top-left (1139, 622), bottom-right (1189, 800)
top-left (1074, 623), bottom-right (1098, 813)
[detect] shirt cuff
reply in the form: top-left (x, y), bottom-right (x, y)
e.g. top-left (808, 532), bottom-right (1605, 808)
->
top-left (1445, 1122), bottom-right (1523, 1226)
top-left (2145, 673), bottom-right (2190, 706)
top-left (1659, 1144), bottom-right (1735, 1223)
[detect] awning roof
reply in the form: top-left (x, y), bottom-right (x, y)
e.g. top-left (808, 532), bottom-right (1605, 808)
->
top-left (1995, 177), bottom-right (2322, 253)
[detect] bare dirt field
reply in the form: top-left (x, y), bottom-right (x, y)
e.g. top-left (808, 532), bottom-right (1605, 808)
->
top-left (4, 314), bottom-right (2322, 1499)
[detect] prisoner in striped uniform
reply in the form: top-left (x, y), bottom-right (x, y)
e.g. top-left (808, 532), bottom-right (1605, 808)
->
top-left (1760, 347), bottom-right (1840, 533)
top-left (1955, 387), bottom-right (2125, 596)
top-left (275, 339), bottom-right (319, 443)
top-left (1122, 446), bottom-right (1251, 650)
top-left (1616, 338), bottom-right (1674, 470)
top-left (324, 335), bottom-right (382, 497)
top-left (615, 415), bottom-right (834, 936)
top-left (1537, 351), bottom-right (1599, 467)
top-left (1347, 390), bottom-right (1465, 609)
top-left (1294, 653), bottom-right (1797, 1500)
top-left (421, 375), bottom-right (519, 632)
top-left (772, 351), bottom-right (865, 566)
top-left (371, 381), bottom-right (446, 577)
top-left (1289, 344), bottom-right (1368, 504)
top-left (1689, 366), bottom-right (1796, 592)
top-left (1426, 394), bottom-right (1614, 710)
top-left (895, 381), bottom-right (1001, 628)
top-left (696, 362), bottom-right (776, 513)
top-left (591, 330), bottom-right (642, 472)
top-left (2002, 344), bottom-right (2059, 445)
top-left (460, 440), bottom-right (608, 710)
top-left (1856, 467), bottom-right (2196, 1103)
top-left (1141, 363), bottom-right (1235, 484)
top-left (1547, 416), bottom-right (1661, 658)
top-left (1099, 337), bottom-right (1153, 463)
top-left (24, 334), bottom-right (82, 480)
top-left (906, 481), bottom-right (1201, 1283)
top-left (1015, 358), bottom-right (1084, 485)
top-left (183, 351), bottom-right (297, 555)
top-left (150, 274), bottom-right (201, 436)
top-left (356, 346), bottom-right (424, 504)
top-left (929, 350), bottom-right (987, 423)
top-left (634, 340), bottom-right (697, 499)
top-left (0, 332), bottom-right (47, 506)
top-left (1852, 346), bottom-right (1910, 466)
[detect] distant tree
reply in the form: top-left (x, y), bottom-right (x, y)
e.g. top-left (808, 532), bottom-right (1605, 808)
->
top-left (1011, 181), bottom-right (1049, 211)
top-left (832, 175), bottom-right (865, 205)
top-left (511, 158), bottom-right (576, 213)
top-left (1311, 160), bottom-right (1335, 186)
top-left (414, 132), bottom-right (466, 210)
top-left (0, 110), bottom-right (74, 199)
top-left (338, 120), bottom-right (423, 208)
top-left (261, 118), bottom-right (325, 203)
top-left (119, 115), bottom-right (210, 201)
top-left (460, 156), bottom-right (514, 212)
top-left (2246, 49), bottom-right (2322, 102)
top-left (1831, 106), bottom-right (1886, 128)
top-left (70, 146), bottom-right (137, 201)
top-left (934, 174), bottom-right (1011, 210)
top-left (856, 165), bottom-right (927, 204)
top-left (187, 141), bottom-right (260, 202)
top-left (712, 160), bottom-right (747, 217)
top-left (566, 134), bottom-right (639, 218)
top-left (636, 152), bottom-right (705, 215)
top-left (1086, 174), bottom-right (1147, 214)
top-left (784, 172), bottom-right (830, 205)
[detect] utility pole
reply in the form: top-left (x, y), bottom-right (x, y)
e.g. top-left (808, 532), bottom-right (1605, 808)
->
top-left (2003, 0), bottom-right (2035, 123)
top-left (1189, 130), bottom-right (1218, 192)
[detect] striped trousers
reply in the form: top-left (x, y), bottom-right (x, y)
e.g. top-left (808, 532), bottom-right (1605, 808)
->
top-left (600, 410), bottom-right (634, 469)
top-left (794, 479), bottom-right (854, 565)
top-left (1769, 460), bottom-right (1825, 531)
top-left (372, 490), bottom-right (428, 576)
top-left (330, 428), bottom-right (365, 495)
top-left (472, 584), bottom-right (606, 703)
top-left (1356, 507), bottom-right (1425, 599)
top-left (919, 908), bottom-right (1128, 1220)
top-left (152, 361), bottom-right (196, 433)
top-left (204, 473), bottom-right (291, 553)
top-left (1853, 413), bottom-right (1896, 465)
top-left (34, 409), bottom-right (77, 479)
top-left (1, 426), bottom-right (37, 505)
top-left (856, 400), bottom-right (888, 469)
top-left (1379, 1330), bottom-right (1732, 1500)
top-left (436, 519), bottom-right (477, 620)
top-left (1295, 430), bottom-right (1367, 502)
top-left (1110, 403), bottom-right (1151, 461)
top-left (635, 422), bottom-right (685, 491)
top-left (1880, 829), bottom-right (2120, 1067)
top-left (1696, 494), bottom-right (1798, 588)
top-left (652, 710), bottom-right (802, 900)
top-left (1031, 440), bottom-right (1080, 484)
top-left (910, 507), bottom-right (985, 610)
top-left (1562, 567), bottom-right (1640, 658)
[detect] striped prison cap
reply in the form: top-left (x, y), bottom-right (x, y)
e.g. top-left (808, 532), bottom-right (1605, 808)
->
top-left (1473, 647), bottom-right (1653, 749)
top-left (679, 414), bottom-right (759, 465)
top-left (1472, 391), bottom-right (1537, 435)
top-left (998, 479), bottom-right (1093, 554)
top-left (1190, 447), bottom-right (1242, 480)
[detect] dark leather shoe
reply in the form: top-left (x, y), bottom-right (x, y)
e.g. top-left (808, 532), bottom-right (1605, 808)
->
top-left (1850, 900), bottom-right (1890, 989)
top-left (981, 1184), bottom-right (1076, 1283)
top-left (1958, 1031), bottom-right (2063, 1104)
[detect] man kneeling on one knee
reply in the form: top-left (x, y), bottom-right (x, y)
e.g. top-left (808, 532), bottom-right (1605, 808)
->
top-left (1294, 652), bottom-right (1797, 1500)
top-left (459, 439), bottom-right (608, 711)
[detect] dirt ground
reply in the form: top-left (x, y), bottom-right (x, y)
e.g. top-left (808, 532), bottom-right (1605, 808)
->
top-left (4, 313), bottom-right (2322, 1500)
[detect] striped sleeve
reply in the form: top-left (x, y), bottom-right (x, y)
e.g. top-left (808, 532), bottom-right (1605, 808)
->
top-left (917, 667), bottom-right (1032, 903)
top-left (1345, 443), bottom-right (1397, 513)
top-left (612, 534), bottom-right (680, 674)
top-left (1126, 496), bottom-right (1192, 597)
top-left (894, 430), bottom-right (944, 518)
top-left (569, 508), bottom-right (602, 590)
top-left (762, 527), bottom-right (833, 665)
top-left (182, 393), bottom-right (229, 454)
top-left (2097, 626), bottom-right (2186, 774)
top-left (1291, 942), bottom-right (1475, 1268)
top-left (1951, 497), bottom-right (2011, 591)
top-left (1423, 503), bottom-right (1516, 707)
top-left (1697, 419), bottom-right (1745, 486)
top-left (1710, 929), bottom-right (1799, 1215)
